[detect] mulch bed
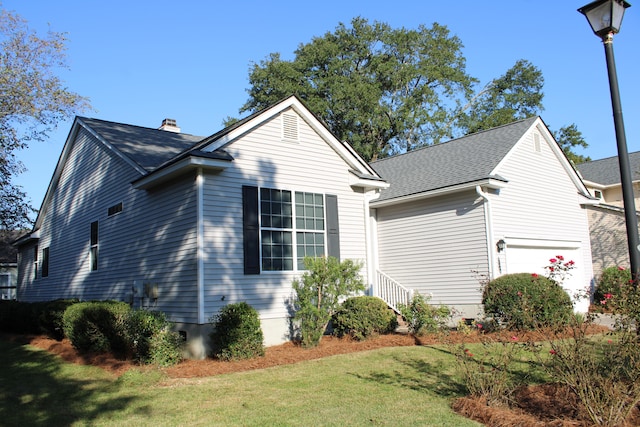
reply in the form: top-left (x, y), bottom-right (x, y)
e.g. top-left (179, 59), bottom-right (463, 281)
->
top-left (4, 324), bottom-right (636, 426)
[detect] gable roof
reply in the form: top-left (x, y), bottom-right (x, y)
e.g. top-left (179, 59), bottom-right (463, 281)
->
top-left (576, 151), bottom-right (640, 187)
top-left (27, 95), bottom-right (384, 233)
top-left (78, 117), bottom-right (204, 172)
top-left (370, 117), bottom-right (539, 203)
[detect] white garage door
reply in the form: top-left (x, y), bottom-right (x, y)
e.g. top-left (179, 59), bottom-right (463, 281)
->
top-left (502, 238), bottom-right (586, 310)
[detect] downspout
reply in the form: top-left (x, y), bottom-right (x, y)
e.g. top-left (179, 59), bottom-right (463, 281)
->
top-left (197, 168), bottom-right (205, 324)
top-left (364, 191), bottom-right (380, 296)
top-left (476, 186), bottom-right (495, 279)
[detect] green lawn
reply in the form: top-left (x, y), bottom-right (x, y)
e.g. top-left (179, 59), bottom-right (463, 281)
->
top-left (0, 338), bottom-right (484, 426)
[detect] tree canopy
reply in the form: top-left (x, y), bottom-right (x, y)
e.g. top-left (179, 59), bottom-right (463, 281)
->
top-left (0, 7), bottom-right (89, 230)
top-left (237, 17), bottom-right (589, 163)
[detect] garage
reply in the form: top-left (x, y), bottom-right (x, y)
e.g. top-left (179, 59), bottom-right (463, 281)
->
top-left (498, 238), bottom-right (588, 311)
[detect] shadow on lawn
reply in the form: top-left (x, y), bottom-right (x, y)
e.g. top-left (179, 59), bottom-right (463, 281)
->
top-left (351, 345), bottom-right (549, 399)
top-left (0, 338), bottom-right (142, 426)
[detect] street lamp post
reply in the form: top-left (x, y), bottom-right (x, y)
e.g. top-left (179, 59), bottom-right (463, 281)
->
top-left (578, 0), bottom-right (640, 286)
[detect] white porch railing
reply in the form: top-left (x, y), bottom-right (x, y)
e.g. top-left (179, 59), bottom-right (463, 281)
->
top-left (375, 270), bottom-right (414, 314)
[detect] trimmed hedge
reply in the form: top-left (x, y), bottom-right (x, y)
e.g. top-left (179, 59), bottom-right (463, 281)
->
top-left (482, 273), bottom-right (573, 330)
top-left (209, 302), bottom-right (265, 361)
top-left (125, 309), bottom-right (183, 366)
top-left (62, 301), bottom-right (130, 356)
top-left (332, 296), bottom-right (397, 340)
top-left (0, 299), bottom-right (79, 339)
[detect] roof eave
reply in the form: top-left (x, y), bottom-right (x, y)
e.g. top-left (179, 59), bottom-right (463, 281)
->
top-left (13, 230), bottom-right (41, 247)
top-left (133, 156), bottom-right (232, 190)
top-left (370, 177), bottom-right (508, 208)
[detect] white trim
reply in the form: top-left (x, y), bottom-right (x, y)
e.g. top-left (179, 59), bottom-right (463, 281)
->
top-left (201, 96), bottom-right (380, 178)
top-left (133, 156), bottom-right (229, 190)
top-left (197, 168), bottom-right (205, 324)
top-left (503, 237), bottom-right (582, 249)
top-left (370, 178), bottom-right (508, 208)
top-left (476, 186), bottom-right (496, 279)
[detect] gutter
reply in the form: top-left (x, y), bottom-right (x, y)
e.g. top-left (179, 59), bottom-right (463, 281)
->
top-left (476, 186), bottom-right (495, 279)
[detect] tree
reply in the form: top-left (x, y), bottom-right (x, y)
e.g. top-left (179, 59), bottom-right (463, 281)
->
top-left (0, 7), bottom-right (89, 229)
top-left (454, 59), bottom-right (545, 135)
top-left (237, 18), bottom-right (590, 163)
top-left (239, 17), bottom-right (476, 161)
top-left (553, 123), bottom-right (591, 165)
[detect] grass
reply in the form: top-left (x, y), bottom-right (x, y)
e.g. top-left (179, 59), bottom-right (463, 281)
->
top-left (0, 338), bottom-right (485, 426)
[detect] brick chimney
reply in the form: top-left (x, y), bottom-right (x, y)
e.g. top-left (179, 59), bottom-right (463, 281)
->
top-left (159, 118), bottom-right (180, 133)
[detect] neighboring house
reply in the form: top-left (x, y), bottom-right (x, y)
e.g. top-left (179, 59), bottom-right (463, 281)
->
top-left (14, 97), bottom-right (597, 356)
top-left (576, 151), bottom-right (640, 279)
top-left (14, 96), bottom-right (388, 357)
top-left (370, 117), bottom-right (596, 318)
top-left (0, 230), bottom-right (20, 300)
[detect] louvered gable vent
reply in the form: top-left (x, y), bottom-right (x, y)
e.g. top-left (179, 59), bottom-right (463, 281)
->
top-left (282, 112), bottom-right (299, 141)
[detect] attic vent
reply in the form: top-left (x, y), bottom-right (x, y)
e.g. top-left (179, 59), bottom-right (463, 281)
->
top-left (159, 118), bottom-right (181, 133)
top-left (282, 113), bottom-right (299, 141)
top-left (533, 133), bottom-right (541, 152)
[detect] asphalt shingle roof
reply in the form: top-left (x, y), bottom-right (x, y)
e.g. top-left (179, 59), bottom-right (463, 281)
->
top-left (370, 117), bottom-right (538, 202)
top-left (79, 117), bottom-right (204, 172)
top-left (576, 151), bottom-right (640, 186)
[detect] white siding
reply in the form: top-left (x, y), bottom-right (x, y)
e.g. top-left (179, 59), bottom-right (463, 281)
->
top-left (376, 190), bottom-right (489, 306)
top-left (18, 128), bottom-right (201, 322)
top-left (490, 128), bottom-right (594, 301)
top-left (201, 110), bottom-right (370, 325)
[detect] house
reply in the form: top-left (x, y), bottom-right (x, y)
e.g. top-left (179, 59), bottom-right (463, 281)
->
top-left (370, 117), bottom-right (596, 319)
top-left (0, 230), bottom-right (20, 300)
top-left (576, 151), bottom-right (640, 279)
top-left (14, 96), bottom-right (596, 357)
top-left (14, 96), bottom-right (388, 358)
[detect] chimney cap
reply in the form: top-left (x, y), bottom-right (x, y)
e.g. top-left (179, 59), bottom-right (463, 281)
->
top-left (159, 118), bottom-right (180, 133)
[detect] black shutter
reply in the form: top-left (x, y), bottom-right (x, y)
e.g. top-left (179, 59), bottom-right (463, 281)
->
top-left (326, 194), bottom-right (340, 260)
top-left (243, 186), bottom-right (260, 274)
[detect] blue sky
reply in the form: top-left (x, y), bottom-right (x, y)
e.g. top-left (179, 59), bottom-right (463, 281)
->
top-left (6, 0), bottom-right (640, 212)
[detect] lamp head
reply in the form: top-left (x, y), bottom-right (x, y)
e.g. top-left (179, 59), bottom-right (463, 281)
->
top-left (578, 0), bottom-right (631, 38)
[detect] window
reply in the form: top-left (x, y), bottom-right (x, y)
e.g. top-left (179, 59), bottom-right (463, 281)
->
top-left (243, 186), bottom-right (340, 274)
top-left (260, 188), bottom-right (294, 271)
top-left (33, 245), bottom-right (38, 280)
top-left (295, 192), bottom-right (325, 269)
top-left (90, 221), bottom-right (99, 271)
top-left (108, 202), bottom-right (123, 216)
top-left (594, 190), bottom-right (603, 199)
top-left (42, 247), bottom-right (49, 278)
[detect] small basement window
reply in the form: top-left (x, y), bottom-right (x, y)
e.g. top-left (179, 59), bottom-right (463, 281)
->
top-left (108, 202), bottom-right (123, 216)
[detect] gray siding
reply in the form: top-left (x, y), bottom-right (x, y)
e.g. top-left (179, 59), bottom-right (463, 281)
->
top-left (375, 190), bottom-right (488, 305)
top-left (18, 128), bottom-right (200, 322)
top-left (200, 110), bottom-right (371, 322)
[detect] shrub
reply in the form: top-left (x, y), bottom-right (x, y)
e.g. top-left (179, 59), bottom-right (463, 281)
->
top-left (593, 266), bottom-right (630, 310)
top-left (0, 300), bottom-right (38, 334)
top-left (0, 299), bottom-right (79, 338)
top-left (482, 273), bottom-right (573, 330)
top-left (398, 293), bottom-right (451, 336)
top-left (125, 309), bottom-right (183, 366)
top-left (332, 296), bottom-right (397, 340)
top-left (292, 256), bottom-right (365, 347)
top-left (62, 301), bottom-right (130, 355)
top-left (209, 302), bottom-right (265, 361)
top-left (35, 299), bottom-right (80, 340)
